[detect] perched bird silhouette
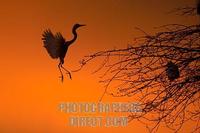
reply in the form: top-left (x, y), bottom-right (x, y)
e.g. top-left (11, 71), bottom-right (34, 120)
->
top-left (166, 61), bottom-right (180, 81)
top-left (42, 24), bottom-right (85, 82)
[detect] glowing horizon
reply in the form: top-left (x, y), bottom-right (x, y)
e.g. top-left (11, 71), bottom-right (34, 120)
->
top-left (0, 0), bottom-right (198, 133)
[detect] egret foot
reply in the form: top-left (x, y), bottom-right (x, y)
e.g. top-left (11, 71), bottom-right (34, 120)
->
top-left (59, 75), bottom-right (64, 82)
top-left (67, 72), bottom-right (72, 80)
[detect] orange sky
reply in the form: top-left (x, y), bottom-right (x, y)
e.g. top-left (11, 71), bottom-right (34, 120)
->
top-left (0, 0), bottom-right (198, 133)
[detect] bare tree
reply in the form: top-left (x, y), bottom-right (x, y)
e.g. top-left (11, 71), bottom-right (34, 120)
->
top-left (75, 4), bottom-right (200, 133)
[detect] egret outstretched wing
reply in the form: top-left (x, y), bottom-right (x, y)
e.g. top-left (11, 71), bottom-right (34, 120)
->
top-left (42, 29), bottom-right (65, 59)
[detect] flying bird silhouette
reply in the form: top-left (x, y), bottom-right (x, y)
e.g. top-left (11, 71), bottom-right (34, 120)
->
top-left (42, 24), bottom-right (85, 82)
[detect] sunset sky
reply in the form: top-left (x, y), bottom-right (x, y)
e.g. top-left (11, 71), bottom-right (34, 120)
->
top-left (0, 0), bottom-right (198, 133)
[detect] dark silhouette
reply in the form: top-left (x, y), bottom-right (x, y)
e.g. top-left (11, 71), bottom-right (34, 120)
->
top-left (75, 5), bottom-right (200, 132)
top-left (42, 24), bottom-right (85, 82)
top-left (166, 61), bottom-right (180, 81)
top-left (197, 0), bottom-right (200, 15)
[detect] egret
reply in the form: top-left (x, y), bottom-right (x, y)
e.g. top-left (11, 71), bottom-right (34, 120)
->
top-left (42, 24), bottom-right (85, 82)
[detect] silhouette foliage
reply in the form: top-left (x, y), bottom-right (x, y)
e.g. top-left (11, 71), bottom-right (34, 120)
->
top-left (76, 4), bottom-right (200, 133)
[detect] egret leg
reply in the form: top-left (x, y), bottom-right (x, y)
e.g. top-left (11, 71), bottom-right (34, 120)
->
top-left (61, 65), bottom-right (72, 79)
top-left (58, 63), bottom-right (64, 82)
